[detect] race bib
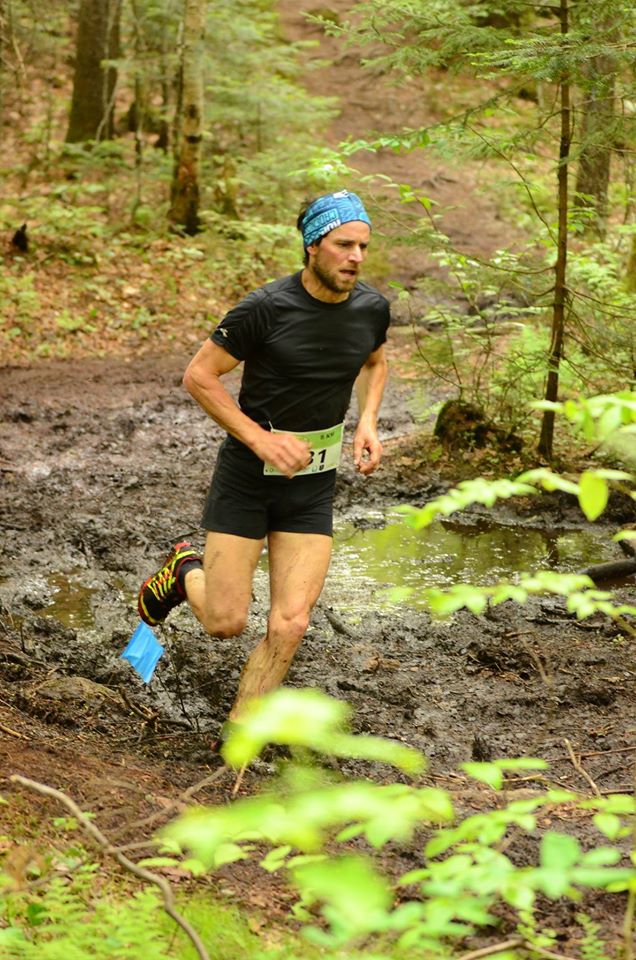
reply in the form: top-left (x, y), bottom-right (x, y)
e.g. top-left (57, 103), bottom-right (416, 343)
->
top-left (263, 422), bottom-right (344, 477)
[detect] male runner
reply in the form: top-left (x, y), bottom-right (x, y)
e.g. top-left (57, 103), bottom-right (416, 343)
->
top-left (137, 189), bottom-right (390, 720)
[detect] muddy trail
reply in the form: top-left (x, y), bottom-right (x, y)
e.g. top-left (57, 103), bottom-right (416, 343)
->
top-left (1, 1), bottom-right (636, 947)
top-left (1, 340), bottom-right (636, 943)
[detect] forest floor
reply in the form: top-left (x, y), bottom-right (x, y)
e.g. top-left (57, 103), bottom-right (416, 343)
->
top-left (1, 1), bottom-right (636, 955)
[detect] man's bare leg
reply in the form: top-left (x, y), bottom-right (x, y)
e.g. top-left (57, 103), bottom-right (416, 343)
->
top-left (229, 531), bottom-right (332, 720)
top-left (183, 531), bottom-right (264, 637)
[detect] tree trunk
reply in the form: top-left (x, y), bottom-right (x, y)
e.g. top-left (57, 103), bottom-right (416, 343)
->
top-left (538, 0), bottom-right (570, 461)
top-left (169, 0), bottom-right (205, 235)
top-left (573, 53), bottom-right (616, 238)
top-left (625, 235), bottom-right (636, 293)
top-left (66, 0), bottom-right (122, 143)
top-left (0, 0), bottom-right (6, 125)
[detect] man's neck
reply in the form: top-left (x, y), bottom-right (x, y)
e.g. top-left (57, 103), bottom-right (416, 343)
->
top-left (301, 267), bottom-right (350, 304)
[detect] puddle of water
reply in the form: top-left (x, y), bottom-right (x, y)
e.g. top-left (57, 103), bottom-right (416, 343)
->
top-left (322, 513), bottom-right (618, 611)
top-left (38, 515), bottom-right (622, 630)
top-left (45, 573), bottom-right (99, 628)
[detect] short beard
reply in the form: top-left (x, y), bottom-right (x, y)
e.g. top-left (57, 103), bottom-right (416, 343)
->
top-left (311, 260), bottom-right (356, 294)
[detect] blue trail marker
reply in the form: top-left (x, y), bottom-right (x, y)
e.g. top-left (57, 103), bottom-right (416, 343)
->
top-left (121, 621), bottom-right (164, 683)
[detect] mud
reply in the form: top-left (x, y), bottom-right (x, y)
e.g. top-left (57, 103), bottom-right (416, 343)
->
top-left (1, 343), bottom-right (635, 944)
top-left (1, 0), bottom-right (636, 942)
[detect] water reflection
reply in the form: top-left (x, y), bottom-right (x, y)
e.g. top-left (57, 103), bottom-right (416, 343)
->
top-left (324, 514), bottom-right (613, 611)
top-left (45, 573), bottom-right (98, 628)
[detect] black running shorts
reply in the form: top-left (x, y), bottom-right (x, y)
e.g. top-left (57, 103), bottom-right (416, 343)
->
top-left (202, 439), bottom-right (337, 539)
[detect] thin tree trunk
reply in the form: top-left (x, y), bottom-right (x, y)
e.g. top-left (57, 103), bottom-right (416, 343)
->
top-left (130, 0), bottom-right (144, 216)
top-left (0, 0), bottom-right (6, 127)
top-left (169, 0), bottom-right (205, 235)
top-left (156, 21), bottom-right (171, 153)
top-left (574, 53), bottom-right (616, 238)
top-left (538, 0), bottom-right (570, 461)
top-left (66, 0), bottom-right (122, 144)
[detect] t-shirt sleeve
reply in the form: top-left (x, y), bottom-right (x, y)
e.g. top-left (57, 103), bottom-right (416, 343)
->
top-left (210, 288), bottom-right (274, 360)
top-left (373, 298), bottom-right (391, 351)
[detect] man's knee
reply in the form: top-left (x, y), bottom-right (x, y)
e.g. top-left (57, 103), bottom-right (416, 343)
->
top-left (268, 608), bottom-right (311, 647)
top-left (200, 609), bottom-right (248, 639)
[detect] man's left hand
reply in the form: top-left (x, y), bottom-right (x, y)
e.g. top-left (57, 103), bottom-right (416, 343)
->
top-left (353, 425), bottom-right (382, 475)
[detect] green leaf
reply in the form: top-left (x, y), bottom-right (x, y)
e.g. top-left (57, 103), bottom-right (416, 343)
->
top-left (222, 687), bottom-right (351, 766)
top-left (212, 842), bottom-right (251, 867)
top-left (260, 844), bottom-right (292, 872)
top-left (540, 832), bottom-right (580, 870)
top-left (496, 758), bottom-right (549, 772)
top-left (292, 856), bottom-right (393, 945)
top-left (181, 857), bottom-right (207, 876)
top-left (0, 928), bottom-right (27, 944)
top-left (580, 846), bottom-right (621, 866)
top-left (614, 528), bottom-right (636, 544)
top-left (26, 902), bottom-right (48, 926)
top-left (578, 471), bottom-right (609, 521)
top-left (573, 867), bottom-right (635, 889)
top-left (461, 763), bottom-right (503, 790)
top-left (593, 813), bottom-right (623, 841)
top-left (518, 468), bottom-right (579, 495)
top-left (137, 856), bottom-right (179, 868)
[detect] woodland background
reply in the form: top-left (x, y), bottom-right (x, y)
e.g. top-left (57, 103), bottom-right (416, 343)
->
top-left (2, 2), bottom-right (636, 959)
top-left (2, 0), bottom-right (636, 459)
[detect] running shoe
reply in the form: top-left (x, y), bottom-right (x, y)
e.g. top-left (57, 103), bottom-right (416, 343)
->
top-left (137, 540), bottom-right (201, 625)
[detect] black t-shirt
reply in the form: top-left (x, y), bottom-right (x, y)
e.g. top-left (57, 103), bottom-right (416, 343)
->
top-left (210, 271), bottom-right (390, 442)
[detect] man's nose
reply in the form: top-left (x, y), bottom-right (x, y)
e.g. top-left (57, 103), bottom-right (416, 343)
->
top-left (348, 245), bottom-right (365, 262)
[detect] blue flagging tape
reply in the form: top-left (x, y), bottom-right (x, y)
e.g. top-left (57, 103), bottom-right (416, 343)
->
top-left (120, 621), bottom-right (164, 683)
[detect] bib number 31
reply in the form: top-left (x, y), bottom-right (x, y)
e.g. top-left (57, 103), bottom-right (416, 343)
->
top-left (264, 422), bottom-right (344, 477)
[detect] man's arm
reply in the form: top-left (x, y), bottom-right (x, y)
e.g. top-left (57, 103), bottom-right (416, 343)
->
top-left (352, 344), bottom-right (388, 475)
top-left (183, 339), bottom-right (311, 478)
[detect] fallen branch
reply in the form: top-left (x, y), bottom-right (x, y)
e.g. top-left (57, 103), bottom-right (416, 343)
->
top-left (317, 601), bottom-right (358, 638)
top-left (116, 765), bottom-right (229, 837)
top-left (581, 558), bottom-right (636, 584)
top-left (458, 939), bottom-right (580, 960)
top-left (231, 763), bottom-right (248, 798)
top-left (10, 774), bottom-right (211, 960)
top-left (556, 744), bottom-right (636, 762)
top-left (519, 637), bottom-right (553, 687)
top-left (563, 738), bottom-right (601, 797)
top-left (458, 938), bottom-right (524, 960)
top-left (0, 720), bottom-right (28, 739)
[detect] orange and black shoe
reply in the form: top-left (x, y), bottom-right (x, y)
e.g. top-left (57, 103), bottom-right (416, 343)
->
top-left (137, 541), bottom-right (201, 626)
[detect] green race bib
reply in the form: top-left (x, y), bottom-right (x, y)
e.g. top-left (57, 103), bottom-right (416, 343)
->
top-left (263, 422), bottom-right (344, 477)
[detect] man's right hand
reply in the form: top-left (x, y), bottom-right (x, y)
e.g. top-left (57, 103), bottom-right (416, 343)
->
top-left (255, 431), bottom-right (312, 478)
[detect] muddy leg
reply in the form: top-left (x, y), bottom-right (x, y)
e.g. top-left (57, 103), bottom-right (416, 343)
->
top-left (229, 531), bottom-right (332, 720)
top-left (183, 531), bottom-right (264, 638)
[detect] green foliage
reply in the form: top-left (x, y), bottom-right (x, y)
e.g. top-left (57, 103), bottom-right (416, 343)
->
top-left (392, 393), bottom-right (636, 623)
top-left (395, 233), bottom-right (636, 436)
top-left (120, 0), bottom-right (341, 221)
top-left (576, 912), bottom-right (611, 960)
top-left (2, 694), bottom-right (634, 959)
top-left (222, 687), bottom-right (425, 773)
top-left (0, 860), bottom-right (318, 959)
top-left (0, 864), bottom-right (171, 959)
top-left (162, 687), bottom-right (636, 957)
top-left (331, 0), bottom-right (636, 449)
top-left (539, 393), bottom-right (636, 461)
top-left (0, 271), bottom-right (41, 338)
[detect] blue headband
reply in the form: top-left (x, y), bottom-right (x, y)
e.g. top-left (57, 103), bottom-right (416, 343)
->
top-left (301, 190), bottom-right (371, 248)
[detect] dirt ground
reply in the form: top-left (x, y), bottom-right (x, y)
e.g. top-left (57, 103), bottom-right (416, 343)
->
top-left (1, 344), bottom-right (635, 946)
top-left (1, 1), bottom-right (636, 952)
